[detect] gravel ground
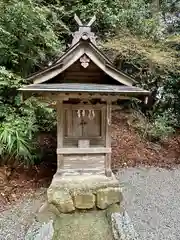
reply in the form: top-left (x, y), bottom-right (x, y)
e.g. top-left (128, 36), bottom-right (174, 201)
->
top-left (118, 167), bottom-right (180, 240)
top-left (0, 188), bottom-right (46, 240)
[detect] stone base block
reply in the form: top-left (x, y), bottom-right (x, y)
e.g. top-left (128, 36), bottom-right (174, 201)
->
top-left (96, 187), bottom-right (123, 209)
top-left (47, 174), bottom-right (123, 214)
top-left (48, 189), bottom-right (75, 213)
top-left (74, 192), bottom-right (95, 209)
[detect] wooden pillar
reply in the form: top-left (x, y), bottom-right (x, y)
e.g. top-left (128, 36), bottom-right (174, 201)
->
top-left (105, 101), bottom-right (112, 177)
top-left (56, 100), bottom-right (64, 172)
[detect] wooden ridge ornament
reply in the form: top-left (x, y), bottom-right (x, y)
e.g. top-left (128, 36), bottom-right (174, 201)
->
top-left (71, 15), bottom-right (97, 46)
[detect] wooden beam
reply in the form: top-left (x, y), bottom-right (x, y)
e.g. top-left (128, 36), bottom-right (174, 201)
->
top-left (74, 14), bottom-right (83, 26)
top-left (57, 168), bottom-right (105, 175)
top-left (105, 101), bottom-right (112, 177)
top-left (87, 16), bottom-right (96, 27)
top-left (56, 100), bottom-right (64, 170)
top-left (22, 92), bottom-right (131, 102)
top-left (53, 93), bottom-right (130, 101)
top-left (56, 147), bottom-right (111, 154)
top-left (63, 103), bottom-right (106, 110)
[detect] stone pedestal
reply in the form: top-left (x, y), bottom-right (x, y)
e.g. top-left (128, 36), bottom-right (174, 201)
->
top-left (47, 174), bottom-right (123, 213)
top-left (35, 174), bottom-right (138, 240)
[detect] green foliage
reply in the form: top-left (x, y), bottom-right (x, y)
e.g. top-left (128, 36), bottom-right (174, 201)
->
top-left (147, 115), bottom-right (175, 141)
top-left (0, 117), bottom-right (38, 165)
top-left (0, 0), bottom-right (68, 76)
top-left (0, 67), bottom-right (37, 165)
top-left (160, 75), bottom-right (180, 126)
top-left (0, 67), bottom-right (55, 165)
top-left (0, 0), bottom-right (62, 165)
top-left (42, 0), bottom-right (166, 39)
top-left (128, 110), bottom-right (174, 141)
top-left (161, 0), bottom-right (180, 34)
top-left (103, 32), bottom-right (180, 131)
top-left (22, 97), bottom-right (56, 132)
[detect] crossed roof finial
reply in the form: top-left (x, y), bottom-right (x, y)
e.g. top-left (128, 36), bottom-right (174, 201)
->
top-left (70, 14), bottom-right (97, 47)
top-left (74, 14), bottom-right (96, 27)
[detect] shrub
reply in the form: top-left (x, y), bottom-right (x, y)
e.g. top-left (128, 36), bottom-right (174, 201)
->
top-left (0, 117), bottom-right (38, 166)
top-left (0, 0), bottom-right (67, 76)
top-left (147, 115), bottom-right (175, 141)
top-left (127, 109), bottom-right (175, 142)
top-left (0, 67), bottom-right (42, 165)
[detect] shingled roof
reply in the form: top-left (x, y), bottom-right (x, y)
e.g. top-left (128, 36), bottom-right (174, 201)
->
top-left (20, 15), bottom-right (149, 98)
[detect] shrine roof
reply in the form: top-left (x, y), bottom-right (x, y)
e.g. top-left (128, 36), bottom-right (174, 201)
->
top-left (25, 40), bottom-right (135, 87)
top-left (20, 83), bottom-right (149, 95)
top-left (20, 15), bottom-right (150, 99)
top-left (23, 16), bottom-right (136, 87)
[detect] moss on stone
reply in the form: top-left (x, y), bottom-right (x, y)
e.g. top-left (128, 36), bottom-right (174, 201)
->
top-left (53, 211), bottom-right (114, 240)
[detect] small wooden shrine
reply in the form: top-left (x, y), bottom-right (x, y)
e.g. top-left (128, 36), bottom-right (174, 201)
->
top-left (20, 15), bottom-right (149, 178)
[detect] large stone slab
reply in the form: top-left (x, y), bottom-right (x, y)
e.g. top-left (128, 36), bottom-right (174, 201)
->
top-left (105, 204), bottom-right (139, 240)
top-left (96, 187), bottom-right (123, 209)
top-left (111, 211), bottom-right (139, 240)
top-left (25, 220), bottom-right (54, 240)
top-left (50, 174), bottom-right (120, 192)
top-left (74, 192), bottom-right (95, 209)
